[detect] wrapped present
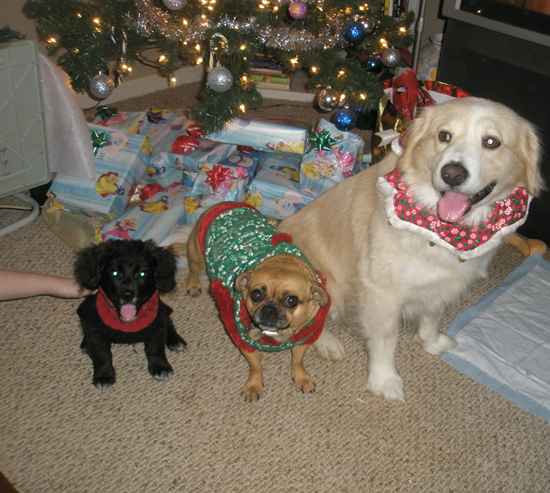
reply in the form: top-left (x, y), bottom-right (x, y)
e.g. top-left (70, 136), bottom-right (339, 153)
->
top-left (163, 139), bottom-right (237, 172)
top-left (299, 119), bottom-right (364, 197)
top-left (245, 152), bottom-right (314, 220)
top-left (101, 187), bottom-right (189, 243)
top-left (94, 108), bottom-right (191, 156)
top-left (190, 150), bottom-right (261, 202)
top-left (207, 118), bottom-right (308, 155)
top-left (49, 125), bottom-right (149, 217)
top-left (144, 153), bottom-right (198, 189)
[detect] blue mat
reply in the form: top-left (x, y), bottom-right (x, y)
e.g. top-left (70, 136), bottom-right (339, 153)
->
top-left (443, 254), bottom-right (550, 422)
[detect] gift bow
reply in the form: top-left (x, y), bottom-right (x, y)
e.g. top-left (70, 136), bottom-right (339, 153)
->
top-left (206, 164), bottom-right (233, 191)
top-left (90, 129), bottom-right (111, 155)
top-left (309, 129), bottom-right (337, 152)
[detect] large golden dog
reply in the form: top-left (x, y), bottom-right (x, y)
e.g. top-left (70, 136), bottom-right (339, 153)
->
top-left (279, 97), bottom-right (543, 400)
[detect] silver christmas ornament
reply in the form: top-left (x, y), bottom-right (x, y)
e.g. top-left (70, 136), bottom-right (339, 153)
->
top-left (88, 73), bottom-right (114, 100)
top-left (381, 47), bottom-right (401, 68)
top-left (162, 0), bottom-right (187, 10)
top-left (316, 87), bottom-right (339, 112)
top-left (207, 66), bottom-right (234, 93)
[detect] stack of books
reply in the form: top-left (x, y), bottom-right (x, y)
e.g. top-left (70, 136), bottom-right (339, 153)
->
top-left (249, 59), bottom-right (291, 91)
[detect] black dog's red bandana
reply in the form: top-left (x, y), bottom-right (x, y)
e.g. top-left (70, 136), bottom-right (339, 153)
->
top-left (96, 288), bottom-right (159, 332)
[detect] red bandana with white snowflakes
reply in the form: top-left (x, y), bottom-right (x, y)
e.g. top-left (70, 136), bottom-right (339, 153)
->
top-left (381, 169), bottom-right (530, 256)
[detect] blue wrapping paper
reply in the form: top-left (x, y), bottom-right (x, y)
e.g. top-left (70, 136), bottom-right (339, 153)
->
top-left (299, 119), bottom-right (364, 197)
top-left (245, 151), bottom-right (315, 220)
top-left (207, 118), bottom-right (308, 155)
top-left (49, 125), bottom-right (149, 217)
top-left (190, 150), bottom-right (261, 200)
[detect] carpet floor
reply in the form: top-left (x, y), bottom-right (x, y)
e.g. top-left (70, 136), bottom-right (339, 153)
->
top-left (1, 85), bottom-right (549, 493)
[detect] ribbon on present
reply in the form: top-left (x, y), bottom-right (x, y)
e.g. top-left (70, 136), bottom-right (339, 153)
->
top-left (90, 129), bottom-right (111, 156)
top-left (206, 164), bottom-right (233, 191)
top-left (309, 128), bottom-right (337, 152)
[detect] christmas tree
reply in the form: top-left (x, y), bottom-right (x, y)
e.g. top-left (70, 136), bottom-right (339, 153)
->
top-left (23, 0), bottom-right (414, 132)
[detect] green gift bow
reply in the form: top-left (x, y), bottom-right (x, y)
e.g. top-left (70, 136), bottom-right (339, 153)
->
top-left (309, 128), bottom-right (337, 152)
top-left (90, 129), bottom-right (111, 156)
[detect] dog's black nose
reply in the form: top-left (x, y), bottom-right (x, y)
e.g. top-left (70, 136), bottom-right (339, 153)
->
top-left (441, 162), bottom-right (469, 187)
top-left (259, 303), bottom-right (279, 327)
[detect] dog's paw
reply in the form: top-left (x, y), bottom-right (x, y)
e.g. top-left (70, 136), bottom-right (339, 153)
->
top-left (422, 333), bottom-right (457, 355)
top-left (367, 371), bottom-right (405, 401)
top-left (241, 383), bottom-right (264, 402)
top-left (294, 375), bottom-right (316, 394)
top-left (186, 286), bottom-right (202, 297)
top-left (149, 363), bottom-right (174, 381)
top-left (314, 330), bottom-right (345, 361)
top-left (93, 374), bottom-right (115, 391)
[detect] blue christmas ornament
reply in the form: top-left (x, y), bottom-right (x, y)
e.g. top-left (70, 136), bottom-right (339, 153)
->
top-left (343, 22), bottom-right (366, 44)
top-left (365, 56), bottom-right (383, 73)
top-left (332, 107), bottom-right (357, 131)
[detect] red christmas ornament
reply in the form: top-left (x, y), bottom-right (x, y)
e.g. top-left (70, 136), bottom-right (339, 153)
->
top-left (186, 123), bottom-right (205, 138)
top-left (171, 135), bottom-right (200, 154)
top-left (206, 165), bottom-right (233, 191)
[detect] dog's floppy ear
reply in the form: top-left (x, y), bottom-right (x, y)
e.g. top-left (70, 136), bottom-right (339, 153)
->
top-left (235, 271), bottom-right (251, 293)
top-left (311, 283), bottom-right (329, 307)
top-left (518, 120), bottom-right (544, 197)
top-left (145, 240), bottom-right (177, 293)
top-left (398, 106), bottom-right (433, 171)
top-left (74, 242), bottom-right (110, 290)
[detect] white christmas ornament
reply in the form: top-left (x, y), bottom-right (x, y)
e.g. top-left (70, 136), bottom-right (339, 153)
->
top-left (207, 66), bottom-right (234, 93)
top-left (88, 73), bottom-right (114, 100)
top-left (162, 0), bottom-right (187, 10)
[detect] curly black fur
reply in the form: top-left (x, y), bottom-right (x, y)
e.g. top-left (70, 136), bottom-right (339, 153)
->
top-left (74, 240), bottom-right (186, 390)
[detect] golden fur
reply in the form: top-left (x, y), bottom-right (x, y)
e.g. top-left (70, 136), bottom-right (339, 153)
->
top-left (279, 97), bottom-right (543, 400)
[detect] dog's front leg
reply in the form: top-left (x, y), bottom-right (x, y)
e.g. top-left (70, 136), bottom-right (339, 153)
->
top-left (291, 344), bottom-right (316, 393)
top-left (83, 331), bottom-right (116, 390)
top-left (240, 350), bottom-right (264, 402)
top-left (359, 292), bottom-right (405, 401)
top-left (416, 309), bottom-right (457, 355)
top-left (144, 333), bottom-right (173, 381)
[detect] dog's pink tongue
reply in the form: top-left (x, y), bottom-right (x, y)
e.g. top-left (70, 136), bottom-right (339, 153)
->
top-left (437, 191), bottom-right (470, 223)
top-left (120, 304), bottom-right (137, 322)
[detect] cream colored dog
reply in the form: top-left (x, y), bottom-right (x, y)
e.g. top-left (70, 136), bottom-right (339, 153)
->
top-left (279, 97), bottom-right (543, 401)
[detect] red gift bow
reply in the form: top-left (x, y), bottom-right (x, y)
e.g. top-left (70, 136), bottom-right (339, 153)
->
top-left (171, 135), bottom-right (200, 154)
top-left (206, 164), bottom-right (233, 191)
top-left (187, 123), bottom-right (205, 138)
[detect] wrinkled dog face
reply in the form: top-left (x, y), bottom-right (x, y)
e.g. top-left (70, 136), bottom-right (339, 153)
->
top-left (236, 256), bottom-right (328, 342)
top-left (399, 97), bottom-right (543, 225)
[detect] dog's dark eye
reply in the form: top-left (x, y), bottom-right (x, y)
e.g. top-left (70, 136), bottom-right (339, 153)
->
top-left (283, 295), bottom-right (299, 309)
top-left (250, 289), bottom-right (264, 303)
top-left (482, 135), bottom-right (501, 149)
top-left (438, 130), bottom-right (452, 143)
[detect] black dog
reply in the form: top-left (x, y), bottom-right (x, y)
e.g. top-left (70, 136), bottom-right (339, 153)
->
top-left (74, 240), bottom-right (186, 389)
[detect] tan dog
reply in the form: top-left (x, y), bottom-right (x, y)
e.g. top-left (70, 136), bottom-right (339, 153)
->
top-left (172, 203), bottom-right (330, 401)
top-left (279, 97), bottom-right (543, 401)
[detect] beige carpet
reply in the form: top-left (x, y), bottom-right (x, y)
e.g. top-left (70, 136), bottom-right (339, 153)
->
top-left (1, 86), bottom-right (550, 492)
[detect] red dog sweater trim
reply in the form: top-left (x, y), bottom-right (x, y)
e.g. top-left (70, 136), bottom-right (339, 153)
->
top-left (96, 288), bottom-right (159, 333)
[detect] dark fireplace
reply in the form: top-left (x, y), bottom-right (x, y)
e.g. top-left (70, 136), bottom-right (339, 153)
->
top-left (438, 1), bottom-right (550, 243)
